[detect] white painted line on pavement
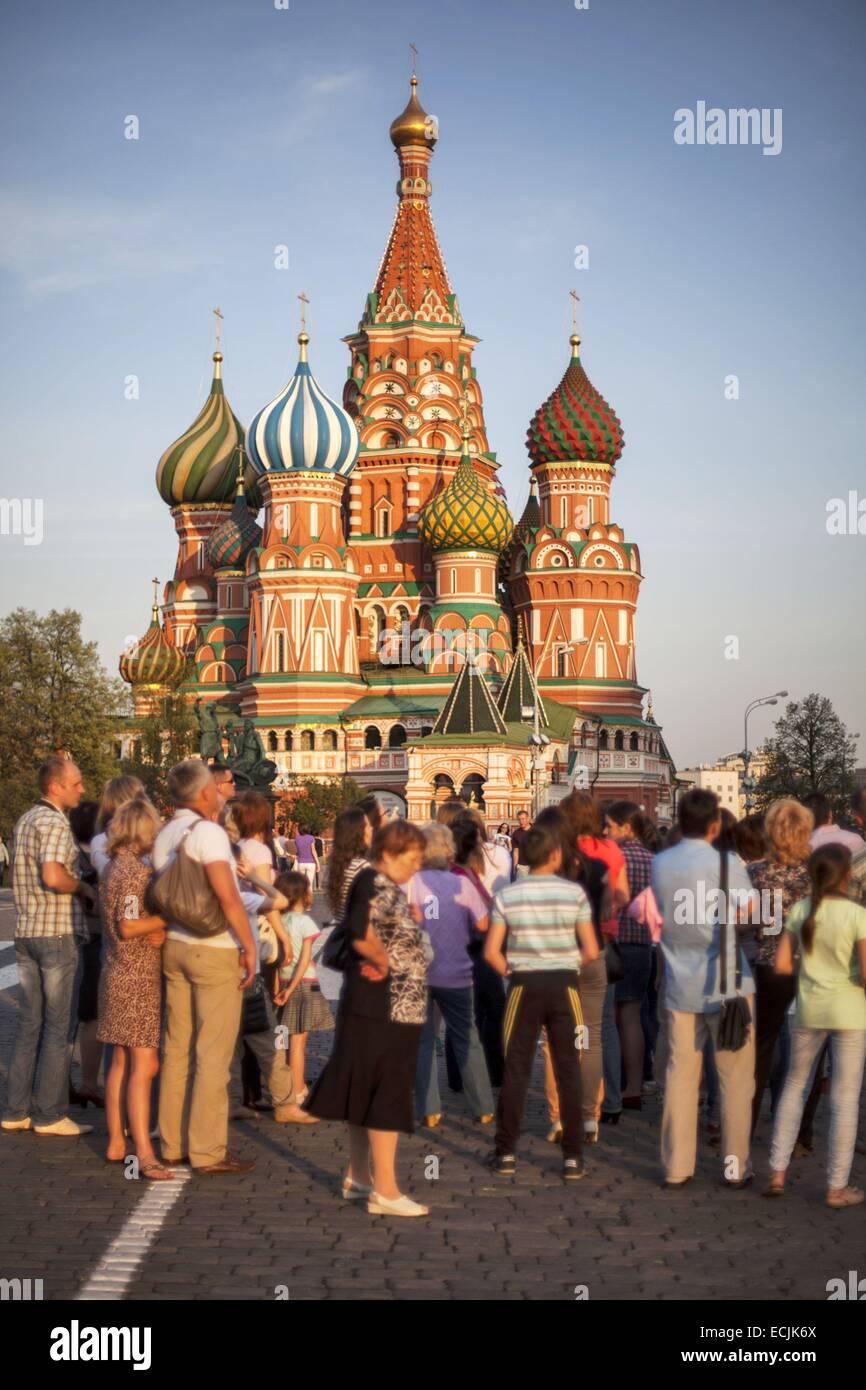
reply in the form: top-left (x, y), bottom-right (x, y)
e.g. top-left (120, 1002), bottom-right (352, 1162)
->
top-left (0, 963), bottom-right (19, 991)
top-left (76, 1168), bottom-right (191, 1301)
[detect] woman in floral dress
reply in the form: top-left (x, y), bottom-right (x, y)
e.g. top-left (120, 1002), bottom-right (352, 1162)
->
top-left (98, 796), bottom-right (171, 1179)
top-left (306, 818), bottom-right (429, 1217)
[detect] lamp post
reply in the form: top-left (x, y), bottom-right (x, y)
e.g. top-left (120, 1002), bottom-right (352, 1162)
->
top-left (743, 690), bottom-right (788, 812)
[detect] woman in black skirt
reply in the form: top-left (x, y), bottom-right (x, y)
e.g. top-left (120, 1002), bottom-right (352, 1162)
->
top-left (305, 819), bottom-right (429, 1217)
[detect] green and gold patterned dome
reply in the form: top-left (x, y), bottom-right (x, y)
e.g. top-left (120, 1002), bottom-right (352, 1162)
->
top-left (119, 591), bottom-right (187, 688)
top-left (419, 446), bottom-right (514, 554)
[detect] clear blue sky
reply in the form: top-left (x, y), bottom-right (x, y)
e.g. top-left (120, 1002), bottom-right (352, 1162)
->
top-left (1, 0), bottom-right (864, 767)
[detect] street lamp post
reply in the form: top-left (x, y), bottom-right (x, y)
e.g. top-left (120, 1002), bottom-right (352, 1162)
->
top-left (743, 690), bottom-right (788, 812)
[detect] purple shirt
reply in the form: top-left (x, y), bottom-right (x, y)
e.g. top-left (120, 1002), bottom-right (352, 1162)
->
top-left (408, 868), bottom-right (488, 989)
top-left (295, 834), bottom-right (316, 865)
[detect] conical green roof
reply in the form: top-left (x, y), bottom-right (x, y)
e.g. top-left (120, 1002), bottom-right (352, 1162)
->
top-left (433, 658), bottom-right (507, 737)
top-left (497, 632), bottom-right (548, 726)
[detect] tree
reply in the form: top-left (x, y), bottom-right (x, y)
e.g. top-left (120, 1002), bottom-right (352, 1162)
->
top-left (121, 693), bottom-right (199, 813)
top-left (0, 608), bottom-right (128, 834)
top-left (755, 693), bottom-right (859, 819)
top-left (277, 776), bottom-right (363, 835)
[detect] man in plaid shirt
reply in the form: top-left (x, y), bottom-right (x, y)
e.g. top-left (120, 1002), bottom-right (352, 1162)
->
top-left (2, 756), bottom-right (96, 1137)
top-left (604, 801), bottom-right (655, 1109)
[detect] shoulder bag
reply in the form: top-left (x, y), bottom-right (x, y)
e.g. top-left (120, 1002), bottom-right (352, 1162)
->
top-left (146, 820), bottom-right (233, 939)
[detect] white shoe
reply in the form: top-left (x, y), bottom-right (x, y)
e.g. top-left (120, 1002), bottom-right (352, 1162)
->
top-left (367, 1191), bottom-right (430, 1218)
top-left (33, 1116), bottom-right (94, 1137)
top-left (2, 1117), bottom-right (32, 1132)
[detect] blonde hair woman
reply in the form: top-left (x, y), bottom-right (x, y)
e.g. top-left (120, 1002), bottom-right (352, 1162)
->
top-left (747, 797), bottom-right (814, 1138)
top-left (97, 797), bottom-right (172, 1178)
top-left (90, 775), bottom-right (145, 879)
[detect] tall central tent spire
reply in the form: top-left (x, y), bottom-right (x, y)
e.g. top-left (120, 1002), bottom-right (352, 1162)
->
top-left (366, 73), bottom-right (456, 327)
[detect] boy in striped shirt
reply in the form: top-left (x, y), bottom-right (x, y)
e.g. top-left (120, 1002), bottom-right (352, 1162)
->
top-left (484, 824), bottom-right (599, 1180)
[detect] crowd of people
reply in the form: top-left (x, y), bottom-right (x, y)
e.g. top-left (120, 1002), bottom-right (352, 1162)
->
top-left (3, 755), bottom-right (866, 1218)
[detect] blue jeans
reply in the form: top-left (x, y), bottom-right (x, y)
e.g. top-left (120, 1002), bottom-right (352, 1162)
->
top-left (415, 985), bottom-right (494, 1119)
top-left (5, 936), bottom-right (81, 1125)
top-left (602, 982), bottom-right (622, 1113)
top-left (769, 1028), bottom-right (866, 1190)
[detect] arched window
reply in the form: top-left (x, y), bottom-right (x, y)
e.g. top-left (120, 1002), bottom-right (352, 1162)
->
top-left (629, 732), bottom-right (639, 751)
top-left (614, 730), bottom-right (624, 751)
top-left (420, 725), bottom-right (433, 737)
top-left (431, 431), bottom-right (445, 450)
top-left (285, 731), bottom-right (293, 751)
top-left (267, 731), bottom-right (279, 753)
top-left (388, 724), bottom-right (407, 748)
top-left (555, 647), bottom-right (568, 678)
top-left (300, 730), bottom-right (315, 752)
top-left (322, 730), bottom-right (338, 751)
top-left (599, 729), bottom-right (609, 750)
top-left (364, 725), bottom-right (382, 750)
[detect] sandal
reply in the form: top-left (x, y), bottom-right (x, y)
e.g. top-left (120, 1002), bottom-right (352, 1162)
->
top-left (762, 1181), bottom-right (785, 1198)
top-left (825, 1185), bottom-right (864, 1209)
top-left (140, 1161), bottom-right (176, 1182)
top-left (341, 1177), bottom-right (373, 1201)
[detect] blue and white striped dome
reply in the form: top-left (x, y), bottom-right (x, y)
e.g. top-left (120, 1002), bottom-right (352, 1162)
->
top-left (246, 332), bottom-right (359, 478)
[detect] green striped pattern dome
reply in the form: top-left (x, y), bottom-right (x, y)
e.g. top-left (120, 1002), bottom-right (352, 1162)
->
top-left (156, 354), bottom-right (259, 506)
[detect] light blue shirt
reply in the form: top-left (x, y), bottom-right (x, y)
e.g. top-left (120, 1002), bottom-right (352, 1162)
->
top-left (652, 839), bottom-right (758, 1013)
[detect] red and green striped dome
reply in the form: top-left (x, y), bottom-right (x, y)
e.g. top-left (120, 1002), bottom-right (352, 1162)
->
top-left (527, 336), bottom-right (624, 467)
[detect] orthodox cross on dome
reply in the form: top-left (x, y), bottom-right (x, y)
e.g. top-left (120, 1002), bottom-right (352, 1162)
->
top-left (569, 288), bottom-right (580, 333)
top-left (151, 576), bottom-right (160, 617)
top-left (410, 41), bottom-right (418, 76)
top-left (297, 291), bottom-right (310, 332)
top-left (213, 306), bottom-right (224, 351)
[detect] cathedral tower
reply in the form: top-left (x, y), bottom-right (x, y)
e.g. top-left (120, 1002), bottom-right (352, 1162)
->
top-left (342, 73), bottom-right (506, 662)
top-left (238, 330), bottom-right (365, 722)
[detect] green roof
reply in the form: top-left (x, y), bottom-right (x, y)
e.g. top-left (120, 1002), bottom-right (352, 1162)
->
top-left (433, 661), bottom-right (507, 738)
top-left (497, 639), bottom-right (549, 726)
top-left (342, 694), bottom-right (444, 720)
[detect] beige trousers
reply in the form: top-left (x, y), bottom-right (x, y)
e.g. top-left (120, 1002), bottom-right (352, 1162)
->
top-left (543, 955), bottom-right (608, 1125)
top-left (159, 940), bottom-right (243, 1168)
top-left (661, 999), bottom-right (755, 1183)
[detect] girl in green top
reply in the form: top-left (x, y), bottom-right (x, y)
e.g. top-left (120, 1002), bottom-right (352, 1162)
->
top-left (764, 844), bottom-right (866, 1208)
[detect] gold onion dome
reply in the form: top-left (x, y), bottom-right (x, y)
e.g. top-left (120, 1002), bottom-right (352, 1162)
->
top-left (119, 595), bottom-right (187, 688)
top-left (156, 352), bottom-right (260, 507)
top-left (389, 74), bottom-right (437, 149)
top-left (419, 443), bottom-right (514, 555)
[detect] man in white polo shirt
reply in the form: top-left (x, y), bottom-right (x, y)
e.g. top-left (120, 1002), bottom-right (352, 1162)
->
top-left (154, 760), bottom-right (257, 1175)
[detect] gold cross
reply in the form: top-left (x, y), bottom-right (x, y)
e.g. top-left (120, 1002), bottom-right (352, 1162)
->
top-left (410, 42), bottom-right (418, 76)
top-left (297, 290), bottom-right (309, 331)
top-left (569, 288), bottom-right (580, 332)
top-left (213, 306), bottom-right (224, 350)
top-left (151, 577), bottom-right (160, 607)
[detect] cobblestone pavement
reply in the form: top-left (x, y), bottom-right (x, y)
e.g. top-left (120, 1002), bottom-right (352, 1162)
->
top-left (1, 888), bottom-right (863, 1301)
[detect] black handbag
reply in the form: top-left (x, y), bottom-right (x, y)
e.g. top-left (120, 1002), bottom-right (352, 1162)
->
top-left (241, 975), bottom-right (271, 1035)
top-left (716, 849), bottom-right (751, 1052)
top-left (321, 917), bottom-right (351, 973)
top-left (604, 938), bottom-right (625, 983)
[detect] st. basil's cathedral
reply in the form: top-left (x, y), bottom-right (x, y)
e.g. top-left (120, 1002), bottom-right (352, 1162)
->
top-left (120, 74), bottom-right (676, 824)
